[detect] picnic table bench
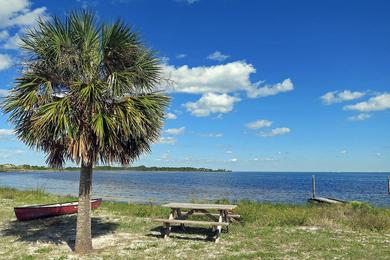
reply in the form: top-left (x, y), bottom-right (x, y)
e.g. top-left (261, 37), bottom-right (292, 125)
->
top-left (153, 202), bottom-right (239, 243)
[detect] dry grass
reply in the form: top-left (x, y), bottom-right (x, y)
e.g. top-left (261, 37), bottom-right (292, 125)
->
top-left (1, 187), bottom-right (390, 259)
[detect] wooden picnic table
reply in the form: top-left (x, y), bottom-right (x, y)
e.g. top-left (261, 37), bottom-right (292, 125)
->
top-left (154, 202), bottom-right (239, 243)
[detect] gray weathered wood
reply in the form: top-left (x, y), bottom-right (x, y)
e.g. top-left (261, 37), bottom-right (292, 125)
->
top-left (214, 214), bottom-right (223, 243)
top-left (163, 210), bottom-right (175, 239)
top-left (388, 176), bottom-right (390, 194)
top-left (181, 211), bottom-right (241, 219)
top-left (308, 197), bottom-right (346, 204)
top-left (312, 175), bottom-right (316, 198)
top-left (153, 218), bottom-right (229, 226)
top-left (162, 202), bottom-right (237, 211)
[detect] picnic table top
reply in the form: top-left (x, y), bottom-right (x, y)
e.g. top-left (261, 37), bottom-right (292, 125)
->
top-left (161, 202), bottom-right (237, 211)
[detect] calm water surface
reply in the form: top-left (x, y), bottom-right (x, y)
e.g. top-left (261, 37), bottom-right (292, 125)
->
top-left (0, 171), bottom-right (389, 207)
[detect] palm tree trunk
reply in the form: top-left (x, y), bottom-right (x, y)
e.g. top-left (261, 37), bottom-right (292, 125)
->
top-left (75, 162), bottom-right (93, 254)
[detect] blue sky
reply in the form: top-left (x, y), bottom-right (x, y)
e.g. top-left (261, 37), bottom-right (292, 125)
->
top-left (0, 0), bottom-right (389, 172)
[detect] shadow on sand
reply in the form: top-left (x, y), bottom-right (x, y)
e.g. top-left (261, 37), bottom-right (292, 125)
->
top-left (2, 215), bottom-right (119, 250)
top-left (149, 225), bottom-right (225, 242)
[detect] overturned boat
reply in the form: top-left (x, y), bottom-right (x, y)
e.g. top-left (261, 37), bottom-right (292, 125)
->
top-left (14, 198), bottom-right (102, 221)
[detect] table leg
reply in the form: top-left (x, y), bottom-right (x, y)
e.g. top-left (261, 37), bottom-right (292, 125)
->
top-left (222, 210), bottom-right (230, 232)
top-left (177, 208), bottom-right (185, 230)
top-left (214, 210), bottom-right (223, 243)
top-left (163, 209), bottom-right (175, 239)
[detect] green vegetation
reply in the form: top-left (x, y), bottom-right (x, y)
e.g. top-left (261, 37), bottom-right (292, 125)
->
top-left (0, 164), bottom-right (229, 172)
top-left (1, 10), bottom-right (171, 254)
top-left (1, 187), bottom-right (390, 259)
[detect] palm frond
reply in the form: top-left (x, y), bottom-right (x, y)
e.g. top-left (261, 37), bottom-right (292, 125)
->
top-left (1, 11), bottom-right (169, 168)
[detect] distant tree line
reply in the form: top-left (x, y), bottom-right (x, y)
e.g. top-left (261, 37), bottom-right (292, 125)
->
top-left (0, 164), bottom-right (230, 172)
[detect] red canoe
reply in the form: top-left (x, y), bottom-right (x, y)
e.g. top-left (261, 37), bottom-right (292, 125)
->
top-left (14, 198), bottom-right (102, 221)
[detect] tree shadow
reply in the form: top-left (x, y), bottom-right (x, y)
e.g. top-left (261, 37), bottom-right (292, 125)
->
top-left (149, 225), bottom-right (218, 242)
top-left (2, 215), bottom-right (119, 250)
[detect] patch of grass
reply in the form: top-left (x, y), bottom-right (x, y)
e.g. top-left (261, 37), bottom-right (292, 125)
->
top-left (34, 246), bottom-right (53, 254)
top-left (1, 187), bottom-right (390, 259)
top-left (234, 200), bottom-right (390, 232)
top-left (101, 201), bottom-right (170, 218)
top-left (0, 187), bottom-right (77, 207)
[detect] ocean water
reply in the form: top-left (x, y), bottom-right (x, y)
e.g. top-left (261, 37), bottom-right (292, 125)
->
top-left (0, 171), bottom-right (389, 207)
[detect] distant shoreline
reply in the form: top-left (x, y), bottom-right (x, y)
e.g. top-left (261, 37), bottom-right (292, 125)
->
top-left (0, 164), bottom-right (231, 173)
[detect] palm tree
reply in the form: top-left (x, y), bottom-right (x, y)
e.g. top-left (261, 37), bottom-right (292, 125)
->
top-left (2, 11), bottom-right (169, 254)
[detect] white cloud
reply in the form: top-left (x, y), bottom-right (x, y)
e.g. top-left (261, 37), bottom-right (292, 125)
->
top-left (166, 112), bottom-right (177, 120)
top-left (176, 0), bottom-right (199, 4)
top-left (261, 127), bottom-right (290, 137)
top-left (156, 152), bottom-right (170, 161)
top-left (321, 90), bottom-right (365, 105)
top-left (348, 113), bottom-right (371, 121)
top-left (0, 88), bottom-right (9, 97)
top-left (246, 119), bottom-right (272, 129)
top-left (344, 93), bottom-right (390, 112)
top-left (76, 0), bottom-right (91, 9)
top-left (0, 129), bottom-right (14, 136)
top-left (176, 53), bottom-right (187, 59)
top-left (0, 30), bottom-right (9, 40)
top-left (158, 137), bottom-right (176, 144)
top-left (163, 61), bottom-right (293, 98)
top-left (229, 158), bottom-right (238, 162)
top-left (0, 54), bottom-right (12, 71)
top-left (7, 7), bottom-right (46, 28)
top-left (164, 127), bottom-right (185, 135)
top-left (184, 93), bottom-right (240, 117)
top-left (248, 78), bottom-right (294, 98)
top-left (253, 157), bottom-right (277, 161)
top-left (1, 32), bottom-right (21, 49)
top-left (207, 51), bottom-right (229, 62)
top-left (0, 128), bottom-right (15, 141)
top-left (161, 56), bottom-right (170, 64)
top-left (225, 150), bottom-right (233, 154)
top-left (0, 0), bottom-right (47, 29)
top-left (200, 133), bottom-right (223, 137)
top-left (0, 149), bottom-right (24, 158)
top-left (340, 150), bottom-right (347, 155)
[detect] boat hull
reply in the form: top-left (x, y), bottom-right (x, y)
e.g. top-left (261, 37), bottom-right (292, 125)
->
top-left (14, 198), bottom-right (102, 221)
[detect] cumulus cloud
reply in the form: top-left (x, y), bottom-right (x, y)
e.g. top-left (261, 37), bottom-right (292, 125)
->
top-left (0, 54), bottom-right (12, 71)
top-left (0, 0), bottom-right (47, 58)
top-left (163, 61), bottom-right (293, 98)
top-left (176, 0), bottom-right (199, 4)
top-left (166, 112), bottom-right (177, 120)
top-left (199, 133), bottom-right (223, 137)
top-left (165, 127), bottom-right (185, 135)
top-left (261, 127), bottom-right (290, 137)
top-left (246, 119), bottom-right (272, 129)
top-left (207, 51), bottom-right (229, 62)
top-left (253, 157), bottom-right (277, 161)
top-left (0, 149), bottom-right (25, 158)
top-left (1, 32), bottom-right (21, 49)
top-left (176, 53), bottom-right (187, 59)
top-left (321, 90), bottom-right (365, 105)
top-left (0, 88), bottom-right (9, 97)
top-left (160, 56), bottom-right (170, 64)
top-left (0, 0), bottom-right (47, 29)
top-left (344, 93), bottom-right (390, 112)
top-left (0, 30), bottom-right (9, 40)
top-left (184, 93), bottom-right (240, 117)
top-left (158, 137), bottom-right (176, 144)
top-left (0, 129), bottom-right (14, 136)
top-left (229, 158), bottom-right (238, 162)
top-left (248, 78), bottom-right (294, 98)
top-left (348, 113), bottom-right (371, 121)
top-left (0, 129), bottom-right (15, 140)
